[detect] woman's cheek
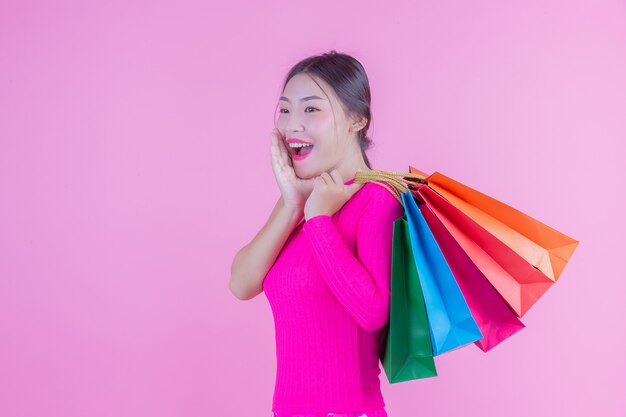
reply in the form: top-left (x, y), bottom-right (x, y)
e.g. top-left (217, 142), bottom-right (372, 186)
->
top-left (315, 117), bottom-right (336, 139)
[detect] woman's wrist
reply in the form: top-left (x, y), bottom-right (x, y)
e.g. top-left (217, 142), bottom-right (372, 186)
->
top-left (279, 200), bottom-right (304, 226)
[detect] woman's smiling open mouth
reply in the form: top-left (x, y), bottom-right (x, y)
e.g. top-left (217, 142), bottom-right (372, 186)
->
top-left (287, 138), bottom-right (314, 160)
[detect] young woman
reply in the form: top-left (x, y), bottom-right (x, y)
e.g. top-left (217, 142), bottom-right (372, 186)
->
top-left (229, 51), bottom-right (403, 417)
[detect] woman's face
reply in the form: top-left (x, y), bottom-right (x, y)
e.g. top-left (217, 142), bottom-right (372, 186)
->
top-left (275, 73), bottom-right (359, 179)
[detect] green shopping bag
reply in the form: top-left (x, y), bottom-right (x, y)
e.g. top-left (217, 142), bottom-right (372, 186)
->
top-left (380, 214), bottom-right (438, 383)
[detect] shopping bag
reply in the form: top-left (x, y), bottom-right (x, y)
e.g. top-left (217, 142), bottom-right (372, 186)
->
top-left (410, 166), bottom-right (579, 287)
top-left (380, 214), bottom-right (437, 383)
top-left (352, 168), bottom-right (579, 365)
top-left (414, 183), bottom-right (526, 351)
top-left (401, 190), bottom-right (483, 356)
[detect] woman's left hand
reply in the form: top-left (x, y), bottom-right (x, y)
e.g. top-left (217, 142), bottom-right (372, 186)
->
top-left (304, 169), bottom-right (365, 221)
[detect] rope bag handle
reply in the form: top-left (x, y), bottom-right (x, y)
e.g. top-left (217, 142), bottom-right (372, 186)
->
top-left (352, 169), bottom-right (429, 207)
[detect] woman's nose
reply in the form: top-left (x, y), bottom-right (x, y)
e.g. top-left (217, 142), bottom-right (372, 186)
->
top-left (281, 114), bottom-right (304, 132)
top-left (283, 122), bottom-right (303, 133)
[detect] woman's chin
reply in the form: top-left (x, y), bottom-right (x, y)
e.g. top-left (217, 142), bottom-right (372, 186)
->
top-left (296, 173), bottom-right (313, 180)
top-left (297, 165), bottom-right (330, 180)
top-left (294, 167), bottom-right (314, 180)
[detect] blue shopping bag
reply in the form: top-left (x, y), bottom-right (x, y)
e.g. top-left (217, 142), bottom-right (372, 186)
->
top-left (401, 190), bottom-right (483, 355)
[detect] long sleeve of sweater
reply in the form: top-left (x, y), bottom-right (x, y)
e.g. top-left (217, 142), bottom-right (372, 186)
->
top-left (302, 186), bottom-right (404, 332)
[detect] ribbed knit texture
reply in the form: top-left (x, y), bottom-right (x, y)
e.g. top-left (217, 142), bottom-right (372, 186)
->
top-left (262, 182), bottom-right (404, 414)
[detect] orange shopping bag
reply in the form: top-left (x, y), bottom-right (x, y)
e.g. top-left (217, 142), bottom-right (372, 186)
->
top-left (409, 166), bottom-right (580, 317)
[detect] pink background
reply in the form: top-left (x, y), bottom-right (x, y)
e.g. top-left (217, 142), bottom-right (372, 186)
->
top-left (1, 1), bottom-right (624, 416)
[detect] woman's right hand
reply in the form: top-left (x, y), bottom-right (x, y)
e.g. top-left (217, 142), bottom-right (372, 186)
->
top-left (270, 128), bottom-right (315, 212)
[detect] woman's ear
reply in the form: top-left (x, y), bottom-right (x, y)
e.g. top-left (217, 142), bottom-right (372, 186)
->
top-left (350, 115), bottom-right (367, 132)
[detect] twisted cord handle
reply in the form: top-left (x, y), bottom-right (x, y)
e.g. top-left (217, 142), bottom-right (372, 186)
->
top-left (353, 169), bottom-right (428, 207)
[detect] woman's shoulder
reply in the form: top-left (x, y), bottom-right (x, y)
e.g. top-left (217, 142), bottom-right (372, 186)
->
top-left (360, 181), bottom-right (402, 207)
top-left (353, 181), bottom-right (404, 235)
top-left (352, 181), bottom-right (404, 224)
top-left (338, 180), bottom-right (402, 222)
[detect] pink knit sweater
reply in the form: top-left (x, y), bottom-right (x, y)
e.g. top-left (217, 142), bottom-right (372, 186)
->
top-left (262, 181), bottom-right (404, 414)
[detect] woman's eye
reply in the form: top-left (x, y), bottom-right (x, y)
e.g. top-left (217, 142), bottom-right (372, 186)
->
top-left (279, 106), bottom-right (318, 114)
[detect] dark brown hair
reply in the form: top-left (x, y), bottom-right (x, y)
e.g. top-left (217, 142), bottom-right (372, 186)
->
top-left (276, 50), bottom-right (374, 169)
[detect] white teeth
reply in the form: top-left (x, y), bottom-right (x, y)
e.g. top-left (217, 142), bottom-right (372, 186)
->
top-left (289, 143), bottom-right (313, 148)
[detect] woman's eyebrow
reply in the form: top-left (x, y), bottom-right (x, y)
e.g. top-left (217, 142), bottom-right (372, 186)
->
top-left (280, 95), bottom-right (326, 103)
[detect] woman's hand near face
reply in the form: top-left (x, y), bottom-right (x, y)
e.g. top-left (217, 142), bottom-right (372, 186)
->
top-left (270, 128), bottom-right (315, 212)
top-left (304, 169), bottom-right (364, 221)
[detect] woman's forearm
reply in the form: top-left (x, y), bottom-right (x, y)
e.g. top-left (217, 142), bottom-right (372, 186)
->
top-left (229, 197), bottom-right (303, 300)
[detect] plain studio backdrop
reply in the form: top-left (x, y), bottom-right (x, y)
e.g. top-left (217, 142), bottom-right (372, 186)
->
top-left (0, 1), bottom-right (624, 416)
